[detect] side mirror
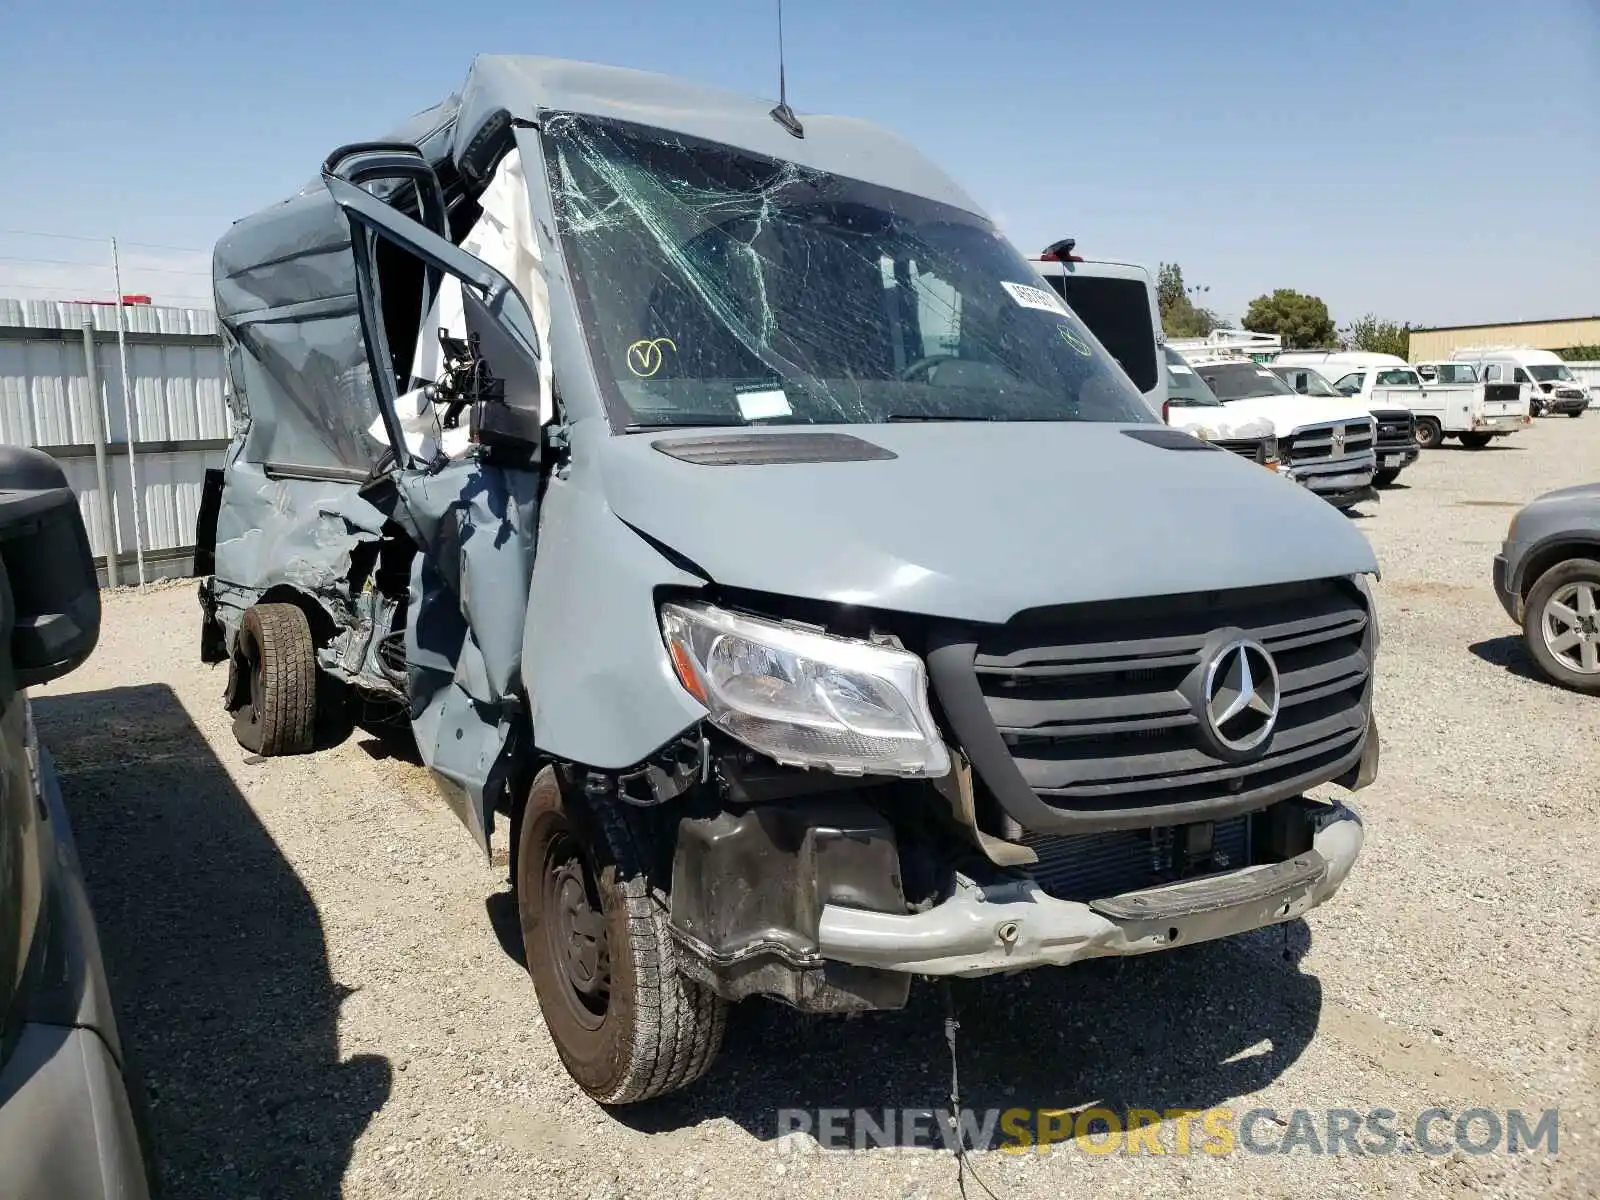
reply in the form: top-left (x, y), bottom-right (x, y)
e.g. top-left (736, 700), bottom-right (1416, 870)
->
top-left (0, 446), bottom-right (101, 694)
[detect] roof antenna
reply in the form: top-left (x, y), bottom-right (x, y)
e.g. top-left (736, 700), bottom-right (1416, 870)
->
top-left (769, 0), bottom-right (805, 138)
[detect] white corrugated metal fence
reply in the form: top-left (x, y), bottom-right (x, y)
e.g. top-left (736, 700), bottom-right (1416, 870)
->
top-left (0, 298), bottom-right (230, 585)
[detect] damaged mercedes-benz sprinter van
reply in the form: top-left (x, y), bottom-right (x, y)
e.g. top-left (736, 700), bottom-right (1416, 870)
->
top-left (196, 56), bottom-right (1381, 1104)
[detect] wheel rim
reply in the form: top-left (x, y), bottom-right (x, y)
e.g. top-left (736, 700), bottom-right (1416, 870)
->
top-left (1541, 581), bottom-right (1600, 674)
top-left (542, 833), bottom-right (610, 1031)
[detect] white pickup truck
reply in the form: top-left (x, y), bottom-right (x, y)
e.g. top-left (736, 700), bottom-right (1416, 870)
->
top-left (1276, 351), bottom-right (1527, 450)
top-left (1268, 361), bottom-right (1418, 486)
top-left (1408, 360), bottom-right (1531, 447)
top-left (1182, 351), bottom-right (1377, 510)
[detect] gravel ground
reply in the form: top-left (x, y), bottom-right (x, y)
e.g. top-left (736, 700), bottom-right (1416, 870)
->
top-left (33, 415), bottom-right (1599, 1200)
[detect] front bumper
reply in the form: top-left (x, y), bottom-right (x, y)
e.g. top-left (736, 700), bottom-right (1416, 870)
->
top-left (1493, 550), bottom-right (1522, 622)
top-left (1475, 415), bottom-right (1529, 434)
top-left (1318, 483), bottom-right (1379, 509)
top-left (1375, 446), bottom-right (1419, 475)
top-left (817, 801), bottom-right (1364, 978)
top-left (1283, 456), bottom-right (1378, 508)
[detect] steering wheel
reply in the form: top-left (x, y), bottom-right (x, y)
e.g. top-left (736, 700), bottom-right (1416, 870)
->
top-left (898, 354), bottom-right (963, 382)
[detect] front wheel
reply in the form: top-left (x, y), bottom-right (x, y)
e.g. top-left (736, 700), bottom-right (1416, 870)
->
top-left (1524, 559), bottom-right (1600, 694)
top-left (1414, 418), bottom-right (1444, 449)
top-left (517, 769), bottom-right (727, 1104)
top-left (1568, 408), bottom-right (1585, 419)
top-left (1458, 431), bottom-right (1494, 449)
top-left (1374, 468), bottom-right (1402, 487)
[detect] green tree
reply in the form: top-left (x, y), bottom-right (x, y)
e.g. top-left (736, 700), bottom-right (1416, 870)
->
top-left (1156, 262), bottom-right (1218, 339)
top-left (1342, 313), bottom-right (1412, 359)
top-left (1560, 344), bottom-right (1600, 361)
top-left (1241, 289), bottom-right (1337, 349)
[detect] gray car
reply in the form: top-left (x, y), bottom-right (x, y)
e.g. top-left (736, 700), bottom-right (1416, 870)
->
top-left (195, 56), bottom-right (1382, 1104)
top-left (1494, 483), bottom-right (1600, 692)
top-left (0, 447), bottom-right (154, 1197)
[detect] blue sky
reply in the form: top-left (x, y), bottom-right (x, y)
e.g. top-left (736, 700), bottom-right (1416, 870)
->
top-left (2, 0), bottom-right (1595, 327)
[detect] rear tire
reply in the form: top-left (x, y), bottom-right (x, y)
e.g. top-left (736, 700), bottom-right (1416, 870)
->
top-left (1458, 431), bottom-right (1494, 449)
top-left (517, 769), bottom-right (727, 1104)
top-left (1374, 468), bottom-right (1401, 487)
top-left (229, 603), bottom-right (316, 756)
top-left (1414, 418), bottom-right (1444, 449)
top-left (1523, 558), bottom-right (1600, 694)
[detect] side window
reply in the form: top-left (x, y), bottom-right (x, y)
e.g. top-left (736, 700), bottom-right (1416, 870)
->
top-left (1483, 363), bottom-right (1503, 382)
top-left (1513, 367), bottom-right (1531, 383)
top-left (1332, 373), bottom-right (1363, 395)
top-left (1375, 369), bottom-right (1420, 387)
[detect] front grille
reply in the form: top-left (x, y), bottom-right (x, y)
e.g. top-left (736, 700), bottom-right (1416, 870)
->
top-left (1555, 387), bottom-right (1585, 400)
top-left (1213, 438), bottom-right (1266, 462)
top-left (928, 579), bottom-right (1372, 834)
top-left (1282, 419), bottom-right (1374, 464)
top-left (1372, 410), bottom-right (1416, 452)
top-left (1023, 816), bottom-right (1250, 901)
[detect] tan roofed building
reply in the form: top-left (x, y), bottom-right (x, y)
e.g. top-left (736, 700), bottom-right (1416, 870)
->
top-left (1410, 315), bottom-right (1600, 361)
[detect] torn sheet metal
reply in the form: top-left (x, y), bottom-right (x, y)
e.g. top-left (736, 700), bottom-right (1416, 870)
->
top-left (401, 458), bottom-right (539, 851)
top-left (213, 96), bottom-right (462, 474)
top-left (210, 459), bottom-right (385, 601)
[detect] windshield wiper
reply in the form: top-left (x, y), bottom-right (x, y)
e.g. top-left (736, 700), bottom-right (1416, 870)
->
top-left (885, 412), bottom-right (1003, 422)
top-left (626, 414), bottom-right (813, 433)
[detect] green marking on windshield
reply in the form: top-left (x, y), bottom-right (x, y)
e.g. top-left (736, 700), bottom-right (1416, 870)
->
top-left (1057, 326), bottom-right (1092, 357)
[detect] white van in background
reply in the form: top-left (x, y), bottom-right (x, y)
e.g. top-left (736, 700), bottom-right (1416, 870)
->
top-left (1449, 347), bottom-right (1588, 418)
top-left (1031, 243), bottom-right (1281, 468)
top-left (1032, 239), bottom-right (1166, 417)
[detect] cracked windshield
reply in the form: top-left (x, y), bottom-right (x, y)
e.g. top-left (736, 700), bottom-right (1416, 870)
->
top-left (543, 114), bottom-right (1155, 428)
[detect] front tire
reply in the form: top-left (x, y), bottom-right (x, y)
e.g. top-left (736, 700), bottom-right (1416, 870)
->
top-left (517, 769), bottom-right (727, 1104)
top-left (1568, 408), bottom-right (1584, 419)
top-left (1374, 468), bottom-right (1401, 487)
top-left (1523, 558), bottom-right (1600, 694)
top-left (1414, 418), bottom-right (1444, 449)
top-left (1458, 431), bottom-right (1494, 448)
top-left (230, 603), bottom-right (316, 755)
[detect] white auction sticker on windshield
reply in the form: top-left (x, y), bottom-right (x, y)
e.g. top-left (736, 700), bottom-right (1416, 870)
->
top-left (1256, 369), bottom-right (1276, 378)
top-left (1168, 363), bottom-right (1194, 375)
top-left (1000, 281), bottom-right (1068, 314)
top-left (736, 388), bottom-right (792, 420)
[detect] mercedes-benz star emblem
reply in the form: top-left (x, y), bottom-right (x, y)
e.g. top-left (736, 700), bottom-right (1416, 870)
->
top-left (1202, 639), bottom-right (1280, 753)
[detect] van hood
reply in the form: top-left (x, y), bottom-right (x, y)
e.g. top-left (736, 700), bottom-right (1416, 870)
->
top-left (1217, 396), bottom-right (1374, 437)
top-left (597, 422), bottom-right (1378, 624)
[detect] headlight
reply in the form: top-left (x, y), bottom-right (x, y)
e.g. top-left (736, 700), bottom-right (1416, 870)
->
top-left (660, 602), bottom-right (950, 777)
